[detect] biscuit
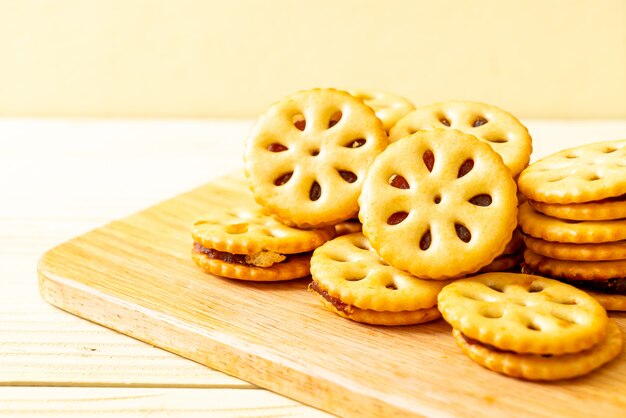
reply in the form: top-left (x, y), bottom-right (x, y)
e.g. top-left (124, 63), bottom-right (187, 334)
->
top-left (192, 250), bottom-right (310, 281)
top-left (437, 273), bottom-right (609, 355)
top-left (359, 129), bottom-right (518, 279)
top-left (316, 296), bottom-right (442, 326)
top-left (518, 201), bottom-right (626, 244)
top-left (502, 228), bottom-right (524, 256)
top-left (244, 88), bottom-right (387, 228)
top-left (523, 248), bottom-right (626, 281)
top-left (586, 291), bottom-right (626, 312)
top-left (517, 139), bottom-right (626, 204)
top-left (477, 252), bottom-right (523, 273)
top-left (348, 89), bottom-right (415, 132)
top-left (309, 233), bottom-right (450, 325)
top-left (388, 100), bottom-right (532, 177)
top-left (191, 206), bottom-right (335, 281)
top-left (453, 320), bottom-right (622, 381)
top-left (334, 218), bottom-right (362, 236)
top-left (528, 195), bottom-right (626, 221)
top-left (523, 235), bottom-right (626, 262)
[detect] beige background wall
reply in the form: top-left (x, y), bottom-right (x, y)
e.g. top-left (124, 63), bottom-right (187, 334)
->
top-left (0, 0), bottom-right (624, 119)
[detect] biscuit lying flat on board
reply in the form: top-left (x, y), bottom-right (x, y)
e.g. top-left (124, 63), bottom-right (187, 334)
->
top-left (309, 233), bottom-right (450, 325)
top-left (359, 129), bottom-right (518, 279)
top-left (244, 88), bottom-right (388, 228)
top-left (523, 248), bottom-right (626, 281)
top-left (348, 89), bottom-right (415, 132)
top-left (191, 206), bottom-right (335, 281)
top-left (437, 273), bottom-right (608, 355)
top-left (453, 320), bottom-right (622, 381)
top-left (388, 100), bottom-right (532, 177)
top-left (518, 201), bottom-right (626, 244)
top-left (523, 235), bottom-right (626, 262)
top-left (528, 195), bottom-right (626, 221)
top-left (518, 139), bottom-right (626, 204)
top-left (192, 250), bottom-right (311, 281)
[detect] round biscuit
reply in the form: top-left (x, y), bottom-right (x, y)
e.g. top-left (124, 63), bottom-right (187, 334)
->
top-left (192, 206), bottom-right (335, 255)
top-left (523, 248), bottom-right (626, 281)
top-left (191, 251), bottom-right (310, 281)
top-left (437, 273), bottom-right (609, 355)
top-left (518, 139), bottom-right (626, 204)
top-left (453, 320), bottom-right (622, 381)
top-left (518, 201), bottom-right (626, 244)
top-left (348, 89), bottom-right (415, 132)
top-left (388, 100), bottom-right (532, 177)
top-left (359, 129), bottom-right (518, 279)
top-left (317, 297), bottom-right (441, 326)
top-left (586, 291), bottom-right (626, 312)
top-left (529, 196), bottom-right (626, 221)
top-left (523, 235), bottom-right (626, 262)
top-left (310, 233), bottom-right (450, 312)
top-left (244, 88), bottom-right (387, 228)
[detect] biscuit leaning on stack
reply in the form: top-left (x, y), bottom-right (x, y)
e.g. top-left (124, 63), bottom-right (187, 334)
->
top-left (517, 139), bottom-right (626, 310)
top-left (438, 273), bottom-right (623, 380)
top-left (389, 100), bottom-right (532, 274)
top-left (348, 89), bottom-right (415, 133)
top-left (244, 88), bottom-right (388, 229)
top-left (358, 129), bottom-right (519, 279)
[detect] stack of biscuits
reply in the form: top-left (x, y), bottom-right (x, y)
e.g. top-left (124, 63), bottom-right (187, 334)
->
top-left (517, 140), bottom-right (626, 311)
top-left (189, 87), bottom-right (624, 381)
top-left (438, 273), bottom-right (622, 381)
top-left (192, 88), bottom-right (533, 326)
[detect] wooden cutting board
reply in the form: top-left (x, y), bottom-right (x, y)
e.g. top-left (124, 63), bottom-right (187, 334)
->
top-left (38, 172), bottom-right (626, 417)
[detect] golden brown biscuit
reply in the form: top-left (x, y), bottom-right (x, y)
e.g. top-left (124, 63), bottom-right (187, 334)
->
top-left (191, 206), bottom-right (335, 281)
top-left (388, 100), bottom-right (532, 177)
top-left (453, 320), bottom-right (622, 381)
top-left (523, 248), bottom-right (626, 281)
top-left (518, 139), bottom-right (626, 204)
top-left (528, 195), bottom-right (626, 221)
top-left (244, 88), bottom-right (387, 228)
top-left (192, 250), bottom-right (311, 281)
top-left (523, 235), bottom-right (626, 262)
top-left (586, 291), bottom-right (626, 312)
top-left (438, 273), bottom-right (609, 355)
top-left (348, 89), bottom-right (415, 132)
top-left (309, 233), bottom-right (450, 325)
top-left (518, 201), bottom-right (626, 244)
top-left (359, 129), bottom-right (518, 279)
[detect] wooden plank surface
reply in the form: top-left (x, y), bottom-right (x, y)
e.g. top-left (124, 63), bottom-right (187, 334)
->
top-left (0, 387), bottom-right (329, 417)
top-left (38, 171), bottom-right (626, 417)
top-left (4, 119), bottom-right (626, 416)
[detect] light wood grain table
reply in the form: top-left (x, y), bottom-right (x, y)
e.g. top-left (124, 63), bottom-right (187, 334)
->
top-left (2, 118), bottom-right (625, 417)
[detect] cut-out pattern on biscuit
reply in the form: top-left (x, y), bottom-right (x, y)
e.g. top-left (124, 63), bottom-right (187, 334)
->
top-left (438, 273), bottom-right (609, 355)
top-left (388, 101), bottom-right (532, 177)
top-left (518, 139), bottom-right (626, 204)
top-left (245, 88), bottom-right (387, 228)
top-left (359, 129), bottom-right (518, 279)
top-left (310, 233), bottom-right (450, 312)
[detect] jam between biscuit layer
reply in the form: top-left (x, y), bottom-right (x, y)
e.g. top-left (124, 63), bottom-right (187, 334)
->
top-left (309, 280), bottom-right (351, 314)
top-left (192, 242), bottom-right (310, 268)
top-left (521, 264), bottom-right (626, 295)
